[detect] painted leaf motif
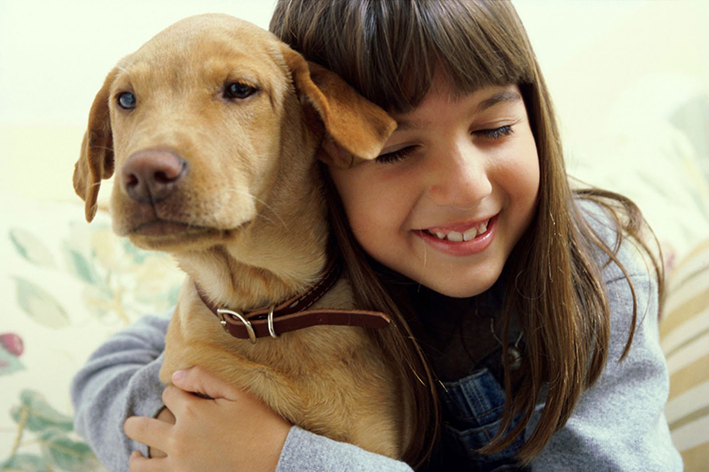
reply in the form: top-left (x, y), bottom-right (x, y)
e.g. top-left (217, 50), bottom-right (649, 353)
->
top-left (39, 428), bottom-right (101, 472)
top-left (122, 238), bottom-right (147, 264)
top-left (0, 347), bottom-right (25, 376)
top-left (10, 390), bottom-right (74, 432)
top-left (13, 277), bottom-right (70, 329)
top-left (64, 246), bottom-right (98, 284)
top-left (8, 228), bottom-right (56, 268)
top-left (0, 453), bottom-right (46, 472)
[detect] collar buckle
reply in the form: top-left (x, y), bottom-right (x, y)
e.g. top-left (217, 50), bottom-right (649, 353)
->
top-left (217, 308), bottom-right (257, 344)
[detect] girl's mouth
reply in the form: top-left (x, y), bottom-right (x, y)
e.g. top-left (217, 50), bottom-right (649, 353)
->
top-left (422, 218), bottom-right (492, 242)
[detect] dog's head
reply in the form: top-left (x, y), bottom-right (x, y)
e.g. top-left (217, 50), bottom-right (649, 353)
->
top-left (73, 14), bottom-right (395, 252)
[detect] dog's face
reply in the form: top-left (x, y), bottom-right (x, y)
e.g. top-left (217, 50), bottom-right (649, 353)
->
top-left (107, 16), bottom-right (293, 250)
top-left (74, 14), bottom-right (395, 253)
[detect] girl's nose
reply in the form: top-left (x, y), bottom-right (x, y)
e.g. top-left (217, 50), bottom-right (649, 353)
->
top-left (426, 140), bottom-right (493, 208)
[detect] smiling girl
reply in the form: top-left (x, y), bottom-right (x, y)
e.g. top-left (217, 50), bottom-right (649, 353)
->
top-left (329, 80), bottom-right (539, 299)
top-left (72, 1), bottom-right (682, 470)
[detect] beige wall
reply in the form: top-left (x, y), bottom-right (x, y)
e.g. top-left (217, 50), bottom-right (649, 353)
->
top-left (516, 0), bottom-right (709, 158)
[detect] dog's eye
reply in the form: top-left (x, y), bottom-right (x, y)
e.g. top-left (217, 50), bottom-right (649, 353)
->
top-left (117, 92), bottom-right (137, 110)
top-left (224, 82), bottom-right (258, 100)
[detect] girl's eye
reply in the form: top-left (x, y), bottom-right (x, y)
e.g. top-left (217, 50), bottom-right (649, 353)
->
top-left (117, 92), bottom-right (137, 110)
top-left (474, 125), bottom-right (513, 140)
top-left (224, 82), bottom-right (258, 100)
top-left (375, 146), bottom-right (416, 164)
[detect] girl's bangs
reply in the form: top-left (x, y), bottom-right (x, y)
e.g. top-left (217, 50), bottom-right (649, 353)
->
top-left (360, 0), bottom-right (536, 112)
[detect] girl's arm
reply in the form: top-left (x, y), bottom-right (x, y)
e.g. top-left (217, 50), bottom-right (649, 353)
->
top-left (125, 367), bottom-right (413, 472)
top-left (280, 427), bottom-right (413, 472)
top-left (70, 313), bottom-right (170, 472)
top-left (71, 313), bottom-right (413, 472)
top-left (531, 236), bottom-right (682, 470)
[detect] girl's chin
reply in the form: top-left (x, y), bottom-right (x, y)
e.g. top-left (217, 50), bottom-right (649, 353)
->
top-left (430, 284), bottom-right (494, 299)
top-left (406, 271), bottom-right (500, 299)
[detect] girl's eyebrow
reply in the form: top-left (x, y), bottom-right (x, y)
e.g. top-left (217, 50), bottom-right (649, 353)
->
top-left (394, 89), bottom-right (523, 132)
top-left (396, 90), bottom-right (522, 131)
top-left (475, 90), bottom-right (522, 113)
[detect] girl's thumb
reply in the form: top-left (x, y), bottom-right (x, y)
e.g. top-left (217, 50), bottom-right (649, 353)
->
top-left (171, 367), bottom-right (228, 399)
top-left (172, 368), bottom-right (188, 381)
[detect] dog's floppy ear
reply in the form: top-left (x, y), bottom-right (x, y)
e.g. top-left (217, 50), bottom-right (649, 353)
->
top-left (73, 68), bottom-right (118, 222)
top-left (282, 48), bottom-right (396, 168)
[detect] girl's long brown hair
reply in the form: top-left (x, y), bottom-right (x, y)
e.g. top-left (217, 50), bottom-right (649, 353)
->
top-left (271, 0), bottom-right (664, 467)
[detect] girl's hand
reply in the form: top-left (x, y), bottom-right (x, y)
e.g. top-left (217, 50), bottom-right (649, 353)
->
top-left (124, 367), bottom-right (291, 472)
top-left (145, 407), bottom-right (175, 458)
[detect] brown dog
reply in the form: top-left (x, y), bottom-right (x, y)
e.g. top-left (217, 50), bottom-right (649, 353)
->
top-left (72, 14), bottom-right (409, 458)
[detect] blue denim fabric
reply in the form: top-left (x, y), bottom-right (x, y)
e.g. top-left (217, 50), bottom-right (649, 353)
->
top-left (421, 365), bottom-right (528, 472)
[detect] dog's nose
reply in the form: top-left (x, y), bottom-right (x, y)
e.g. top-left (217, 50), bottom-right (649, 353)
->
top-left (121, 150), bottom-right (187, 203)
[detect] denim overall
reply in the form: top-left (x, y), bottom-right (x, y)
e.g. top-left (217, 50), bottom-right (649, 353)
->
top-left (420, 347), bottom-right (530, 472)
top-left (400, 267), bottom-right (529, 471)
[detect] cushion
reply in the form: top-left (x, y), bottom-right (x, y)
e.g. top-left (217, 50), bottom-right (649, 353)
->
top-left (661, 237), bottom-right (709, 470)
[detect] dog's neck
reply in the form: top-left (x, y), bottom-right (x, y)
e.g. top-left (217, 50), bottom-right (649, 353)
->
top-left (176, 195), bottom-right (330, 311)
top-left (182, 248), bottom-right (326, 310)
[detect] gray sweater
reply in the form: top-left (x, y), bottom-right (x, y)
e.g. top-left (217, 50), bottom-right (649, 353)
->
top-left (70, 203), bottom-right (682, 471)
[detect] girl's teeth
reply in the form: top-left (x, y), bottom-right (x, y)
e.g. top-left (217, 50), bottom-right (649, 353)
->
top-left (427, 219), bottom-right (490, 242)
top-left (447, 231), bottom-right (463, 242)
top-left (463, 227), bottom-right (478, 241)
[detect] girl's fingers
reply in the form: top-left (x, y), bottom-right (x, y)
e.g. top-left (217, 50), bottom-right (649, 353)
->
top-left (171, 366), bottom-right (235, 400)
top-left (161, 384), bottom-right (199, 412)
top-left (129, 450), bottom-right (168, 472)
top-left (124, 415), bottom-right (171, 453)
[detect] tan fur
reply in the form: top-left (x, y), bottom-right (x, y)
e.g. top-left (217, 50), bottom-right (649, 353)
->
top-left (73, 14), bottom-right (407, 458)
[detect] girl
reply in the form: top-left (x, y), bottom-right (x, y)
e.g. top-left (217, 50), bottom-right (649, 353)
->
top-left (71, 1), bottom-right (682, 470)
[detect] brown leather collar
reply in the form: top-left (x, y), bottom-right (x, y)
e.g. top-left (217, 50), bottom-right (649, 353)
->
top-left (196, 259), bottom-right (391, 343)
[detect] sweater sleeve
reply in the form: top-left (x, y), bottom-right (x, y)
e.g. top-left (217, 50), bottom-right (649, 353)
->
top-left (530, 206), bottom-right (683, 470)
top-left (70, 312), bottom-right (171, 472)
top-left (277, 427), bottom-right (413, 472)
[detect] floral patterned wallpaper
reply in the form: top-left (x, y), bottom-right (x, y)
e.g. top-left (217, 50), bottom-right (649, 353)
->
top-left (1, 198), bottom-right (183, 471)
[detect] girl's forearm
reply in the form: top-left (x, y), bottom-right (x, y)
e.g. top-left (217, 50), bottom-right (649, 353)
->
top-left (70, 314), bottom-right (170, 472)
